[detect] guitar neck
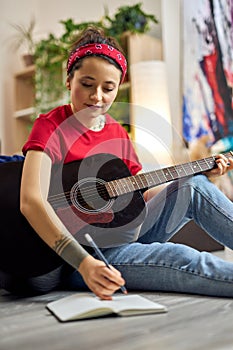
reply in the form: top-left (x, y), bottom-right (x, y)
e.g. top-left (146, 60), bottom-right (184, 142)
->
top-left (106, 151), bottom-right (233, 198)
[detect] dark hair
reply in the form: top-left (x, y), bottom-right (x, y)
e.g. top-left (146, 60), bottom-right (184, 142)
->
top-left (68, 26), bottom-right (125, 79)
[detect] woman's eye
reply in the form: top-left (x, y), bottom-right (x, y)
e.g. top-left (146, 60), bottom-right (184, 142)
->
top-left (104, 87), bottom-right (114, 92)
top-left (82, 82), bottom-right (92, 87)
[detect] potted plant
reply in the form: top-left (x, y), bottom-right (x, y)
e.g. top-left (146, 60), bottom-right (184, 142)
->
top-left (104, 3), bottom-right (158, 42)
top-left (10, 17), bottom-right (36, 66)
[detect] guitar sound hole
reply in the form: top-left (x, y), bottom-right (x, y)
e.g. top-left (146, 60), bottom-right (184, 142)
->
top-left (70, 177), bottom-right (113, 214)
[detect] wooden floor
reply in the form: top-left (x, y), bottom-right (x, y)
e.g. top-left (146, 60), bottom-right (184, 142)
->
top-left (1, 249), bottom-right (233, 350)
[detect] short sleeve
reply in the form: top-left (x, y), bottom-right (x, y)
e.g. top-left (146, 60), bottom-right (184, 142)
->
top-left (22, 117), bottom-right (62, 163)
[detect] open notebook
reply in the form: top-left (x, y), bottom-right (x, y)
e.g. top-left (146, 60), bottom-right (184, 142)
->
top-left (46, 293), bottom-right (167, 321)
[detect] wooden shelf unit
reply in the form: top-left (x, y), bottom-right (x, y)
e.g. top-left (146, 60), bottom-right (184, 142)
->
top-left (14, 65), bottom-right (35, 152)
top-left (14, 65), bottom-right (35, 112)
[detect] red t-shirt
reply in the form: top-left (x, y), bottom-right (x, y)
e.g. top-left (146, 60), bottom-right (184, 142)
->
top-left (22, 104), bottom-right (142, 175)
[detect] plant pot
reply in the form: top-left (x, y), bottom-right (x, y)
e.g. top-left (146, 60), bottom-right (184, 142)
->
top-left (22, 54), bottom-right (34, 66)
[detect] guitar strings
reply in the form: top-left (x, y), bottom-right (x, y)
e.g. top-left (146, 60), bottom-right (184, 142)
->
top-left (48, 155), bottom-right (220, 204)
top-left (48, 177), bottom-right (138, 206)
top-left (47, 155), bottom-right (221, 206)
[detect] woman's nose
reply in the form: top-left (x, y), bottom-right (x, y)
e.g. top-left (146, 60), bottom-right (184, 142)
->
top-left (90, 88), bottom-right (102, 102)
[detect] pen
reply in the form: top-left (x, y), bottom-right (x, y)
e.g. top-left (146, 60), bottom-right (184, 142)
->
top-left (84, 233), bottom-right (127, 294)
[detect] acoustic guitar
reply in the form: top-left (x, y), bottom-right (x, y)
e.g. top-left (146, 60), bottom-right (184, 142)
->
top-left (0, 151), bottom-right (232, 277)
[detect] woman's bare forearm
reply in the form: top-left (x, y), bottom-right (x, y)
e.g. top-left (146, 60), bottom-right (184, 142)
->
top-left (20, 151), bottom-right (89, 270)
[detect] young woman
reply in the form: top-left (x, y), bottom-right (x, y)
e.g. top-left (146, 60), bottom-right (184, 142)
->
top-left (2, 27), bottom-right (233, 299)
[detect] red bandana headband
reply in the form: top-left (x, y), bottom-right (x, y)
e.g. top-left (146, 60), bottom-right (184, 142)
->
top-left (67, 43), bottom-right (127, 83)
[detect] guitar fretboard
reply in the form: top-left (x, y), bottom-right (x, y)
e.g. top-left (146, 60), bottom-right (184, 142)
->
top-left (106, 151), bottom-right (232, 198)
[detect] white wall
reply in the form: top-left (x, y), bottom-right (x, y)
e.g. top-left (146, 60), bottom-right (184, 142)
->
top-left (0, 0), bottom-right (161, 154)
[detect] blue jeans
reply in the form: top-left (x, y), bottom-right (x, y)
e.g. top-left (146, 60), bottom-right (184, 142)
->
top-left (67, 175), bottom-right (233, 297)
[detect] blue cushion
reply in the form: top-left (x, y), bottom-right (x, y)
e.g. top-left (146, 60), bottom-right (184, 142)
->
top-left (0, 155), bottom-right (25, 163)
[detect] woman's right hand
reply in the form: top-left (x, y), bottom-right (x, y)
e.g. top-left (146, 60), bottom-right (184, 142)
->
top-left (78, 255), bottom-right (126, 300)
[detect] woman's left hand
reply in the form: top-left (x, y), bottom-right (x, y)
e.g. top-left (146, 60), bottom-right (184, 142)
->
top-left (206, 154), bottom-right (233, 178)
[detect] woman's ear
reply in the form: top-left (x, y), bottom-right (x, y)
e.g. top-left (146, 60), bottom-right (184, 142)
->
top-left (66, 77), bottom-right (71, 90)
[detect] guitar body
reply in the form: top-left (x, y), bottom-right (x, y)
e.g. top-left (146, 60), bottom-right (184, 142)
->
top-left (0, 154), bottom-right (146, 277)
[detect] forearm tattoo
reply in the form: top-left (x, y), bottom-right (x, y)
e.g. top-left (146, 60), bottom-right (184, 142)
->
top-left (53, 236), bottom-right (89, 270)
top-left (53, 236), bottom-right (71, 255)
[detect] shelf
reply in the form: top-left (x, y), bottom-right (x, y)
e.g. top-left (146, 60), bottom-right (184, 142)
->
top-left (14, 107), bottom-right (36, 120)
top-left (14, 66), bottom-right (35, 112)
top-left (14, 65), bottom-right (35, 79)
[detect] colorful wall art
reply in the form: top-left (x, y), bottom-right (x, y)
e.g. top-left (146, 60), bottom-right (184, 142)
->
top-left (182, 0), bottom-right (233, 147)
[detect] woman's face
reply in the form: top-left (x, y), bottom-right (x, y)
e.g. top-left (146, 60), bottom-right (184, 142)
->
top-left (67, 56), bottom-right (121, 119)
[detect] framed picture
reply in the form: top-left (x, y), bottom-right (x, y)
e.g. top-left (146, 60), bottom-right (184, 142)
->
top-left (182, 0), bottom-right (233, 147)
